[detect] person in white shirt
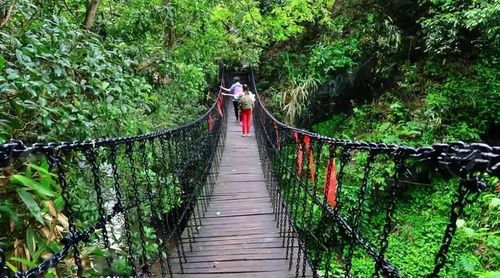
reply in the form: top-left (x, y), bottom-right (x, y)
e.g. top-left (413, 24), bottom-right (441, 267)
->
top-left (220, 77), bottom-right (243, 123)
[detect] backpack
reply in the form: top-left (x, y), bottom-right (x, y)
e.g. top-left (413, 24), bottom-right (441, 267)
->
top-left (239, 95), bottom-right (254, 110)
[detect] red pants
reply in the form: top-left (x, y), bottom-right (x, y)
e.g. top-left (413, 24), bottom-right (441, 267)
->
top-left (240, 109), bottom-right (252, 134)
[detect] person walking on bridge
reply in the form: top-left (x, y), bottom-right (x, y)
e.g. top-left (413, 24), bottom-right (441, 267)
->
top-left (220, 77), bottom-right (243, 123)
top-left (239, 84), bottom-right (255, 137)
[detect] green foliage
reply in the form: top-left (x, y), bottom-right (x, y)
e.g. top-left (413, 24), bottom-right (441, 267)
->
top-left (313, 57), bottom-right (499, 145)
top-left (281, 76), bottom-right (319, 124)
top-left (1, 160), bottom-right (64, 272)
top-left (309, 38), bottom-right (361, 76)
top-left (419, 0), bottom-right (500, 56)
top-left (16, 188), bottom-right (46, 225)
top-left (0, 10), bottom-right (202, 142)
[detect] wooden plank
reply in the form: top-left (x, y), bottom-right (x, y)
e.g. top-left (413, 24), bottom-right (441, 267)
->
top-left (173, 271), bottom-right (303, 278)
top-left (172, 253), bottom-right (286, 263)
top-left (186, 242), bottom-right (293, 252)
top-left (190, 235), bottom-right (281, 245)
top-left (172, 247), bottom-right (287, 258)
top-left (210, 192), bottom-right (269, 198)
top-left (207, 188), bottom-right (270, 194)
top-left (193, 226), bottom-right (278, 234)
top-left (203, 210), bottom-right (273, 218)
top-left (190, 237), bottom-right (281, 248)
top-left (188, 229), bottom-right (280, 238)
top-left (204, 207), bottom-right (273, 215)
top-left (179, 259), bottom-right (289, 272)
top-left (215, 179), bottom-right (267, 183)
top-left (188, 221), bottom-right (278, 231)
top-left (205, 206), bottom-right (273, 213)
top-left (207, 199), bottom-right (272, 204)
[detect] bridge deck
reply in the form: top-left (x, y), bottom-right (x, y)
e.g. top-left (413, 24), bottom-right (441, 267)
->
top-left (172, 108), bottom-right (310, 278)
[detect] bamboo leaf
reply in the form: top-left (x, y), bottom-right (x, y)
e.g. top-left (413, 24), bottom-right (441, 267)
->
top-left (12, 174), bottom-right (56, 197)
top-left (16, 188), bottom-right (45, 224)
top-left (33, 244), bottom-right (47, 261)
top-left (0, 204), bottom-right (19, 223)
top-left (5, 262), bottom-right (18, 273)
top-left (477, 271), bottom-right (500, 278)
top-left (26, 228), bottom-right (36, 258)
top-left (490, 197), bottom-right (500, 208)
top-left (0, 54), bottom-right (5, 71)
top-left (28, 163), bottom-right (56, 177)
top-left (9, 257), bottom-right (38, 268)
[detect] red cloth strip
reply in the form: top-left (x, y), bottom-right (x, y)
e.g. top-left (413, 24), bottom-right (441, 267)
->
top-left (324, 158), bottom-right (338, 207)
top-left (208, 115), bottom-right (214, 131)
top-left (293, 131), bottom-right (303, 175)
top-left (216, 95), bottom-right (223, 116)
top-left (303, 135), bottom-right (316, 183)
top-left (274, 121), bottom-right (281, 150)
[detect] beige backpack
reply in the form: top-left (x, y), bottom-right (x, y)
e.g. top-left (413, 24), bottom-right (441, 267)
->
top-left (239, 95), bottom-right (254, 110)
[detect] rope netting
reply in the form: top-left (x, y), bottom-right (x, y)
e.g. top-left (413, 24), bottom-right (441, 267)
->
top-left (250, 69), bottom-right (499, 278)
top-left (0, 88), bottom-right (227, 277)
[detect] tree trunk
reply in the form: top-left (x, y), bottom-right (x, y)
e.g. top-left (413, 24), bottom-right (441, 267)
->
top-left (0, 0), bottom-right (15, 28)
top-left (331, 0), bottom-right (344, 17)
top-left (83, 0), bottom-right (100, 30)
top-left (164, 0), bottom-right (176, 47)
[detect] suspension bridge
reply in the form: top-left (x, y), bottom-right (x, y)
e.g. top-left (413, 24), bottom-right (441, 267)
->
top-left (0, 70), bottom-right (498, 278)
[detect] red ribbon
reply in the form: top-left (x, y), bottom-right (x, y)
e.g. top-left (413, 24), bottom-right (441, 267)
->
top-left (303, 135), bottom-right (316, 183)
top-left (293, 131), bottom-right (303, 175)
top-left (324, 158), bottom-right (338, 207)
top-left (274, 121), bottom-right (280, 150)
top-left (216, 95), bottom-right (223, 116)
top-left (208, 114), bottom-right (214, 131)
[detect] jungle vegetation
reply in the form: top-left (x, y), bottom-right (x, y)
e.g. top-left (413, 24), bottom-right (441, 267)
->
top-left (0, 0), bottom-right (498, 277)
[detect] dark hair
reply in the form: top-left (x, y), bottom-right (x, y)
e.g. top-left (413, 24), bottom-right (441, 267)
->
top-left (242, 84), bottom-right (249, 91)
top-left (233, 77), bottom-right (240, 82)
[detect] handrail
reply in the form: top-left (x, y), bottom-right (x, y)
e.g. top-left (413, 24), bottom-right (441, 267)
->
top-left (0, 89), bottom-right (225, 167)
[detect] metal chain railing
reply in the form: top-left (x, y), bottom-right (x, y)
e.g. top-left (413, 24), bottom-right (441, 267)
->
top-left (0, 85), bottom-right (227, 277)
top-left (250, 68), bottom-right (499, 278)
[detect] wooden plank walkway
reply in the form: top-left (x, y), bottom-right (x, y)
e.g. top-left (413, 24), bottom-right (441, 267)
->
top-left (172, 107), bottom-right (311, 278)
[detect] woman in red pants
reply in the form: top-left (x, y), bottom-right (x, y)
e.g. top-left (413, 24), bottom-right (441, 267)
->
top-left (238, 85), bottom-right (255, 137)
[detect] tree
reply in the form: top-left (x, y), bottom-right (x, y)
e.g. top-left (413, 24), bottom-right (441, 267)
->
top-left (164, 0), bottom-right (176, 47)
top-left (0, 0), bottom-right (15, 28)
top-left (84, 0), bottom-right (100, 30)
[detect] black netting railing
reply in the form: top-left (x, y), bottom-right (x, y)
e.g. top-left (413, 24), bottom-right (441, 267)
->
top-left (250, 70), bottom-right (499, 278)
top-left (0, 90), bottom-right (227, 277)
